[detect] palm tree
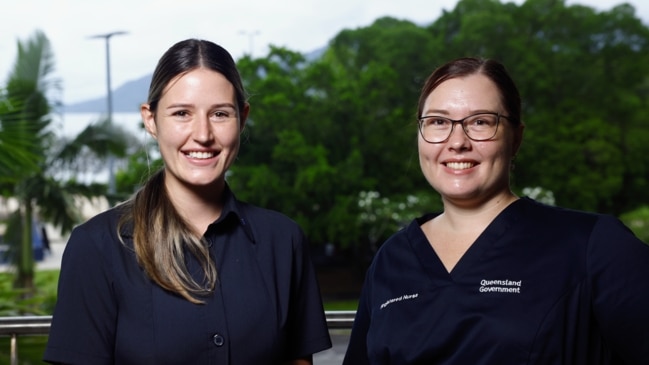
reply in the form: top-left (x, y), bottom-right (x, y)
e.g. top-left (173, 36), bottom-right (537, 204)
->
top-left (0, 96), bottom-right (41, 183)
top-left (0, 30), bottom-right (56, 293)
top-left (0, 30), bottom-right (135, 297)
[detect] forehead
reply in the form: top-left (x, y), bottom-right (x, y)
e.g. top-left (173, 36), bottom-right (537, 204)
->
top-left (424, 74), bottom-right (503, 114)
top-left (161, 68), bottom-right (235, 101)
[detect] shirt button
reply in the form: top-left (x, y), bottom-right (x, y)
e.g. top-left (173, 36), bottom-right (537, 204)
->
top-left (213, 333), bottom-right (225, 347)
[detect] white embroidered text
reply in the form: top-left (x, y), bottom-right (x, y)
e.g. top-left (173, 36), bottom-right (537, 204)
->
top-left (479, 279), bottom-right (522, 294)
top-left (380, 293), bottom-right (419, 309)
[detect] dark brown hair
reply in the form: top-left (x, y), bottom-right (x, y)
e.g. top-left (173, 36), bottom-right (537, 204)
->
top-left (118, 39), bottom-right (248, 304)
top-left (417, 57), bottom-right (521, 126)
top-left (147, 39), bottom-right (247, 118)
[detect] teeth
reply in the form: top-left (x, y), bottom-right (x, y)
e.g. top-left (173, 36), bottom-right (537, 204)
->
top-left (186, 151), bottom-right (215, 159)
top-left (446, 162), bottom-right (474, 170)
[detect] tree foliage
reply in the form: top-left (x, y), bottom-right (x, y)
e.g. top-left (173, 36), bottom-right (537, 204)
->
top-left (224, 0), bottom-right (649, 253)
top-left (110, 0), bottom-right (649, 255)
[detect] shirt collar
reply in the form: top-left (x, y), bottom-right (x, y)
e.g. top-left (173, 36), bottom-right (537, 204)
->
top-left (117, 183), bottom-right (255, 244)
top-left (213, 183), bottom-right (256, 243)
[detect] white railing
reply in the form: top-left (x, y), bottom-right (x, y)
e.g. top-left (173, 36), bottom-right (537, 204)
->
top-left (0, 311), bottom-right (356, 365)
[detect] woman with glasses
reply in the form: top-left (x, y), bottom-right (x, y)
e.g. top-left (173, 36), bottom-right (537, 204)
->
top-left (343, 57), bottom-right (649, 364)
top-left (44, 39), bottom-right (331, 365)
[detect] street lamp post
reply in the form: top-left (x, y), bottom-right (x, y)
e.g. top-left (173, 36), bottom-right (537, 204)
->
top-left (89, 31), bottom-right (128, 197)
top-left (239, 30), bottom-right (260, 56)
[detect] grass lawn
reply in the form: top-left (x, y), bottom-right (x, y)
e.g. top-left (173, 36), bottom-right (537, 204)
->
top-left (324, 299), bottom-right (358, 311)
top-left (1, 270), bottom-right (59, 364)
top-left (0, 336), bottom-right (48, 365)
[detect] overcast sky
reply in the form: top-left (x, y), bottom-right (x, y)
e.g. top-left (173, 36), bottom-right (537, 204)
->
top-left (1, 0), bottom-right (647, 105)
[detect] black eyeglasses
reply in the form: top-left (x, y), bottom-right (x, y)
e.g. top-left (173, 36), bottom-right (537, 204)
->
top-left (418, 112), bottom-right (509, 143)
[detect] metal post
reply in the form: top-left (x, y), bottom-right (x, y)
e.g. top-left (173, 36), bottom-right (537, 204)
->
top-left (239, 30), bottom-right (260, 56)
top-left (10, 334), bottom-right (17, 365)
top-left (89, 31), bottom-right (128, 197)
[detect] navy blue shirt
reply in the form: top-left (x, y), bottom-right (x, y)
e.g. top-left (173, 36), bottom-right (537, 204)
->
top-left (44, 187), bottom-right (332, 365)
top-left (344, 197), bottom-right (649, 364)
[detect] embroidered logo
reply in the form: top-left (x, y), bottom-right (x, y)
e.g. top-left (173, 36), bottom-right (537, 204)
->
top-left (479, 279), bottom-right (522, 294)
top-left (380, 293), bottom-right (419, 309)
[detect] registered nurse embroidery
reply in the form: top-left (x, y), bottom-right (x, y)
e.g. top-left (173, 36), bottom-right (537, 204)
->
top-left (380, 293), bottom-right (419, 309)
top-left (479, 279), bottom-right (522, 294)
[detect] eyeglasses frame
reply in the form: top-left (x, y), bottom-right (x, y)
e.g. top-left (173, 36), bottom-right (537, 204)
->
top-left (417, 112), bottom-right (510, 144)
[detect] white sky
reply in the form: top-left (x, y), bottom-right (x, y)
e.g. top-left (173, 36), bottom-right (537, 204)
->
top-left (1, 0), bottom-right (647, 105)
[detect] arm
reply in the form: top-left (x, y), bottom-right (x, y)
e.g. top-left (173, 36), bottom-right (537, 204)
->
top-left (284, 228), bottom-right (332, 360)
top-left (43, 222), bottom-right (117, 365)
top-left (342, 273), bottom-right (372, 365)
top-left (589, 215), bottom-right (649, 364)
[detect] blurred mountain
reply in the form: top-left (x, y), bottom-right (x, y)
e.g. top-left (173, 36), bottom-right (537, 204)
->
top-left (63, 74), bottom-right (151, 113)
top-left (62, 46), bottom-right (326, 114)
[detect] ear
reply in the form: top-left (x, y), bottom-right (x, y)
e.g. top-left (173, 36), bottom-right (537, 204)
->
top-left (141, 103), bottom-right (157, 139)
top-left (239, 102), bottom-right (250, 131)
top-left (512, 122), bottom-right (525, 156)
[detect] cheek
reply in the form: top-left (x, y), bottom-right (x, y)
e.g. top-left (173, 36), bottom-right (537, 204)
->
top-left (418, 138), bottom-right (439, 161)
top-left (156, 127), bottom-right (184, 146)
top-left (418, 143), bottom-right (443, 178)
top-left (475, 143), bottom-right (511, 168)
top-left (220, 124), bottom-right (242, 146)
top-left (417, 137), bottom-right (427, 156)
top-left (227, 127), bottom-right (241, 142)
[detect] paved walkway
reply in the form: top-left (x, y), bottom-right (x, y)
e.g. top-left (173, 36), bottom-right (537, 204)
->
top-left (0, 241), bottom-right (66, 273)
top-left (315, 329), bottom-right (350, 364)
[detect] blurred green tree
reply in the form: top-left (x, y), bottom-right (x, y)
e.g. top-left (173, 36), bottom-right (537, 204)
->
top-left (116, 0), bottom-right (649, 257)
top-left (0, 30), bottom-right (135, 297)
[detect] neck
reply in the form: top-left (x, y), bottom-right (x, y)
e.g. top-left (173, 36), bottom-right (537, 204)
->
top-left (439, 192), bottom-right (518, 232)
top-left (165, 179), bottom-right (226, 235)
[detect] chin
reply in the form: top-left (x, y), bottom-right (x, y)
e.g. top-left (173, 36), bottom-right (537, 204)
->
top-left (440, 189), bottom-right (483, 201)
top-left (183, 175), bottom-right (223, 187)
top-left (433, 183), bottom-right (475, 196)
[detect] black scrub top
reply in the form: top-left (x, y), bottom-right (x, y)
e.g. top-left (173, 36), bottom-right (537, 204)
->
top-left (44, 186), bottom-right (332, 365)
top-left (344, 197), bottom-right (649, 365)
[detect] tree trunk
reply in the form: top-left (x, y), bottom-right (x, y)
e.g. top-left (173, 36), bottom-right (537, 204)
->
top-left (15, 199), bottom-right (35, 298)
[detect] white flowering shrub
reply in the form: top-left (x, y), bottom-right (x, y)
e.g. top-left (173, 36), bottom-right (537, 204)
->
top-left (522, 186), bottom-right (556, 206)
top-left (357, 190), bottom-right (440, 251)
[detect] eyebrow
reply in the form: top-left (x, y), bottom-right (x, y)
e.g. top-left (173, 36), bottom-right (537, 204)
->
top-left (421, 109), bottom-right (499, 116)
top-left (422, 109), bottom-right (449, 116)
top-left (166, 102), bottom-right (237, 110)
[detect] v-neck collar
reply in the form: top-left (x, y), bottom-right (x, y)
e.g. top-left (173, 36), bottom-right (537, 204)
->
top-left (407, 198), bottom-right (526, 281)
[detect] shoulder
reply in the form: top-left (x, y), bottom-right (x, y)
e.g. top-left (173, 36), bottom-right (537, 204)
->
top-left (66, 205), bottom-right (129, 255)
top-left (517, 197), bottom-right (645, 252)
top-left (237, 200), bottom-right (294, 221)
top-left (516, 197), bottom-right (608, 235)
top-left (366, 219), bottom-right (422, 273)
top-left (375, 215), bottom-right (432, 255)
top-left (236, 200), bottom-right (303, 236)
top-left (76, 205), bottom-right (125, 231)
top-left (376, 225), bottom-right (412, 254)
top-left (518, 197), bottom-right (600, 222)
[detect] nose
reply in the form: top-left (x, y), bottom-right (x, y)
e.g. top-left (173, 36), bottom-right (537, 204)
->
top-left (193, 114), bottom-right (213, 143)
top-left (447, 122), bottom-right (471, 151)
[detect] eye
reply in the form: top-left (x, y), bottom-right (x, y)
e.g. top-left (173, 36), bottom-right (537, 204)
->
top-left (210, 107), bottom-right (237, 122)
top-left (421, 117), bottom-right (450, 127)
top-left (172, 110), bottom-right (190, 117)
top-left (467, 114), bottom-right (498, 127)
top-left (171, 109), bottom-right (191, 121)
top-left (211, 111), bottom-right (230, 122)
